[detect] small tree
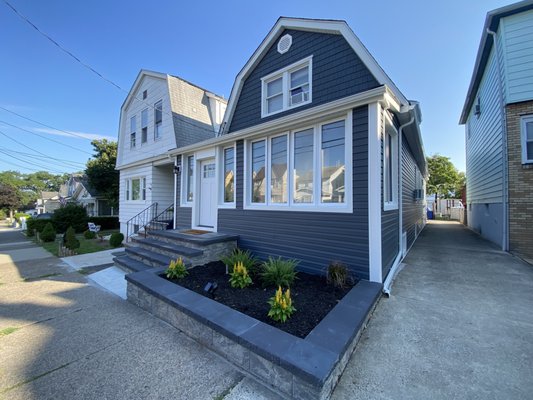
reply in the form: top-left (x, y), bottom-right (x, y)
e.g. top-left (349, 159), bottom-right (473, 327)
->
top-left (40, 222), bottom-right (56, 242)
top-left (64, 226), bottom-right (80, 250)
top-left (52, 204), bottom-right (88, 233)
top-left (0, 184), bottom-right (22, 220)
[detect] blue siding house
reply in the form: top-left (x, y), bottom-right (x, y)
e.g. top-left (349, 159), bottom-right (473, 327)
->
top-left (169, 18), bottom-right (427, 289)
top-left (460, 1), bottom-right (533, 263)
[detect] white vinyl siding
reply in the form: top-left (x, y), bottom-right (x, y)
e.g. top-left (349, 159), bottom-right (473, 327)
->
top-left (501, 10), bottom-right (533, 104)
top-left (466, 44), bottom-right (504, 205)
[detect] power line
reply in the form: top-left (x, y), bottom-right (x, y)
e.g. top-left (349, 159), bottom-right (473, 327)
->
top-left (0, 158), bottom-right (50, 173)
top-left (0, 130), bottom-right (86, 169)
top-left (0, 105), bottom-right (102, 142)
top-left (0, 120), bottom-right (92, 155)
top-left (2, 0), bottom-right (218, 137)
top-left (0, 148), bottom-right (65, 173)
top-left (0, 147), bottom-right (85, 169)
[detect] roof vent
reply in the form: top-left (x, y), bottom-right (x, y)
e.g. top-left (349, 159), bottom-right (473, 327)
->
top-left (277, 34), bottom-right (292, 54)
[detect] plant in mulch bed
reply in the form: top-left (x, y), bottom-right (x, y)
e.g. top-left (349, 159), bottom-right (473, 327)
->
top-left (260, 256), bottom-right (299, 287)
top-left (229, 261), bottom-right (253, 289)
top-left (326, 261), bottom-right (352, 289)
top-left (221, 248), bottom-right (258, 276)
top-left (64, 226), bottom-right (80, 250)
top-left (166, 258), bottom-right (188, 280)
top-left (267, 286), bottom-right (296, 323)
top-left (40, 222), bottom-right (56, 242)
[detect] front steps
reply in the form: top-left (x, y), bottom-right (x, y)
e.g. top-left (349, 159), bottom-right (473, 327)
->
top-left (114, 230), bottom-right (238, 274)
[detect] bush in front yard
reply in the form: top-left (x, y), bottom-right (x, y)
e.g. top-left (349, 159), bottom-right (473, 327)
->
top-left (109, 232), bottom-right (124, 248)
top-left (52, 204), bottom-right (88, 233)
top-left (83, 230), bottom-right (96, 239)
top-left (26, 218), bottom-right (54, 236)
top-left (40, 222), bottom-right (56, 242)
top-left (64, 226), bottom-right (80, 250)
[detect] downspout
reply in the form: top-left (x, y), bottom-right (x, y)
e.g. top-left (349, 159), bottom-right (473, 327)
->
top-left (383, 107), bottom-right (416, 296)
top-left (487, 28), bottom-right (509, 252)
top-left (173, 156), bottom-right (178, 230)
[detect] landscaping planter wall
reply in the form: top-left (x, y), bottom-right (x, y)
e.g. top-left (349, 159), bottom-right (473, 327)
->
top-left (126, 268), bottom-right (381, 400)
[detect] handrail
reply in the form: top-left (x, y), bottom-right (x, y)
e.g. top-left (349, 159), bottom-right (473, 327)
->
top-left (144, 204), bottom-right (174, 236)
top-left (125, 202), bottom-right (158, 241)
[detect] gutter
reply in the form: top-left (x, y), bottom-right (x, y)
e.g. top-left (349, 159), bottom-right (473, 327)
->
top-left (383, 104), bottom-right (417, 296)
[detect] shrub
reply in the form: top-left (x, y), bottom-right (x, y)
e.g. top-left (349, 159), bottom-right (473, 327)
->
top-left (267, 286), bottom-right (296, 323)
top-left (89, 216), bottom-right (119, 230)
top-left (221, 248), bottom-right (258, 276)
top-left (26, 218), bottom-right (53, 236)
top-left (83, 230), bottom-right (96, 239)
top-left (109, 232), bottom-right (124, 248)
top-left (64, 226), bottom-right (80, 250)
top-left (229, 261), bottom-right (253, 289)
top-left (40, 222), bottom-right (56, 242)
top-left (260, 257), bottom-right (299, 288)
top-left (0, 209), bottom-right (6, 220)
top-left (52, 204), bottom-right (88, 233)
top-left (326, 261), bottom-right (351, 288)
top-left (166, 258), bottom-right (188, 280)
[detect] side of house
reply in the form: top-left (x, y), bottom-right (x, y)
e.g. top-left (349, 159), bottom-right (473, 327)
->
top-left (461, 1), bottom-right (533, 261)
top-left (115, 70), bottom-right (226, 237)
top-left (168, 18), bottom-right (427, 284)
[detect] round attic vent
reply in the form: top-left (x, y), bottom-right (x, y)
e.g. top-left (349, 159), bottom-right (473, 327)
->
top-left (277, 34), bottom-right (292, 54)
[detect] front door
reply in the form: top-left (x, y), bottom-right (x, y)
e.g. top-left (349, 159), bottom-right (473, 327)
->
top-left (199, 159), bottom-right (216, 227)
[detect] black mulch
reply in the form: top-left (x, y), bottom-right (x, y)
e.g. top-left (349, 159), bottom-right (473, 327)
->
top-left (162, 261), bottom-right (356, 338)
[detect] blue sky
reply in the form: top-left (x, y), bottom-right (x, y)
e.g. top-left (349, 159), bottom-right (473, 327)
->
top-left (0, 0), bottom-right (513, 174)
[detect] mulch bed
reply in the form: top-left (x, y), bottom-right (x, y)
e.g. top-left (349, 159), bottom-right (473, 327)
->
top-left (163, 261), bottom-right (356, 338)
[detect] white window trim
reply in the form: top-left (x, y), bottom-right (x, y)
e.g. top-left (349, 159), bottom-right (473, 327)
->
top-left (219, 144), bottom-right (236, 207)
top-left (243, 111), bottom-right (353, 213)
top-left (383, 112), bottom-right (399, 211)
top-left (261, 56), bottom-right (313, 118)
top-left (130, 115), bottom-right (137, 149)
top-left (521, 115), bottom-right (533, 164)
top-left (125, 177), bottom-right (146, 202)
top-left (154, 99), bottom-right (163, 141)
top-left (180, 155), bottom-right (195, 207)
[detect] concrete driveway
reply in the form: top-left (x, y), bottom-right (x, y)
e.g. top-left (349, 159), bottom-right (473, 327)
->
top-left (332, 221), bottom-right (533, 400)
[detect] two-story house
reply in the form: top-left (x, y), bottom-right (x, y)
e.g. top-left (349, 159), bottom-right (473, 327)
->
top-left (460, 0), bottom-right (533, 263)
top-left (116, 70), bottom-right (227, 236)
top-left (61, 174), bottom-right (117, 216)
top-left (165, 18), bottom-right (427, 288)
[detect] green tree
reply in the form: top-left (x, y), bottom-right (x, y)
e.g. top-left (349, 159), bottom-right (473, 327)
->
top-left (427, 154), bottom-right (463, 198)
top-left (0, 184), bottom-right (22, 217)
top-left (85, 139), bottom-right (119, 210)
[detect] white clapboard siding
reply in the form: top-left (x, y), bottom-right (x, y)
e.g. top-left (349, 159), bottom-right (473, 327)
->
top-left (151, 164), bottom-right (174, 211)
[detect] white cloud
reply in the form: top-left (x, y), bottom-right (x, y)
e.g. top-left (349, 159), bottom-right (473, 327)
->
top-left (32, 127), bottom-right (116, 141)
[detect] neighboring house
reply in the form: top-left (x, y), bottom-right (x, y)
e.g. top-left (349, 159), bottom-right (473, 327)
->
top-left (164, 18), bottom-right (427, 287)
top-left (460, 0), bottom-right (533, 262)
top-left (116, 70), bottom-right (227, 235)
top-left (36, 191), bottom-right (61, 214)
top-left (61, 175), bottom-right (117, 216)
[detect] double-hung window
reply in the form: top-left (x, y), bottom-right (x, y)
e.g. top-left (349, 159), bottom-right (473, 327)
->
top-left (521, 115), bottom-right (533, 164)
top-left (186, 155), bottom-right (194, 202)
top-left (383, 121), bottom-right (398, 210)
top-left (261, 56), bottom-right (312, 117)
top-left (246, 114), bottom-right (351, 212)
top-left (154, 100), bottom-right (163, 140)
top-left (141, 109), bottom-right (148, 144)
top-left (130, 116), bottom-right (136, 148)
top-left (126, 177), bottom-right (146, 201)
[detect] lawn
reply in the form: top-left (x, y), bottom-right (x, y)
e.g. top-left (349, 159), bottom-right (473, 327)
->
top-left (38, 229), bottom-right (120, 257)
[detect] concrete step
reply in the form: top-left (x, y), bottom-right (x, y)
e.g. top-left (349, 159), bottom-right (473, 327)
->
top-left (131, 237), bottom-right (203, 259)
top-left (114, 255), bottom-right (152, 274)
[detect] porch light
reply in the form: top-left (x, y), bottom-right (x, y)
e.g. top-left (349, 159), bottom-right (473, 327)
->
top-left (173, 165), bottom-right (181, 174)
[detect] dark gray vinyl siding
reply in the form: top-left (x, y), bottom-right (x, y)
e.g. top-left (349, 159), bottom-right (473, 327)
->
top-left (401, 136), bottom-right (424, 249)
top-left (175, 155), bottom-right (192, 229)
top-left (228, 29), bottom-right (379, 133)
top-left (381, 117), bottom-right (399, 278)
top-left (218, 106), bottom-right (370, 279)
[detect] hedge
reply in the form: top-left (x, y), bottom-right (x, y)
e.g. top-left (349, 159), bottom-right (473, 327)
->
top-left (88, 216), bottom-right (119, 230)
top-left (52, 204), bottom-right (88, 233)
top-left (26, 218), bottom-right (55, 236)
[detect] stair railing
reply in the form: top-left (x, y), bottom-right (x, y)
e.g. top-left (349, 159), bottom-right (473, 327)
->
top-left (125, 202), bottom-right (158, 242)
top-left (144, 204), bottom-right (174, 236)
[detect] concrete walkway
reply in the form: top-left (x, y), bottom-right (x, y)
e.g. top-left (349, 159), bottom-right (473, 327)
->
top-left (332, 221), bottom-right (533, 400)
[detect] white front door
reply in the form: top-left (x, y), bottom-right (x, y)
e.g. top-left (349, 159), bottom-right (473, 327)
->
top-left (199, 159), bottom-right (216, 227)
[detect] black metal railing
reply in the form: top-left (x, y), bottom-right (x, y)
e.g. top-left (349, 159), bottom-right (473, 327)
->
top-left (144, 204), bottom-right (174, 235)
top-left (125, 203), bottom-right (158, 242)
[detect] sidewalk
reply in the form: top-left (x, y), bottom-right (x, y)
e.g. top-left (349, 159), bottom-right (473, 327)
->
top-left (331, 221), bottom-right (533, 400)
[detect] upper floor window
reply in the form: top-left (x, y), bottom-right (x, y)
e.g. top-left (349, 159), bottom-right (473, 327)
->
top-left (261, 56), bottom-right (312, 118)
top-left (521, 115), bottom-right (533, 164)
top-left (141, 109), bottom-right (148, 144)
top-left (130, 116), bottom-right (136, 148)
top-left (154, 100), bottom-right (163, 140)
